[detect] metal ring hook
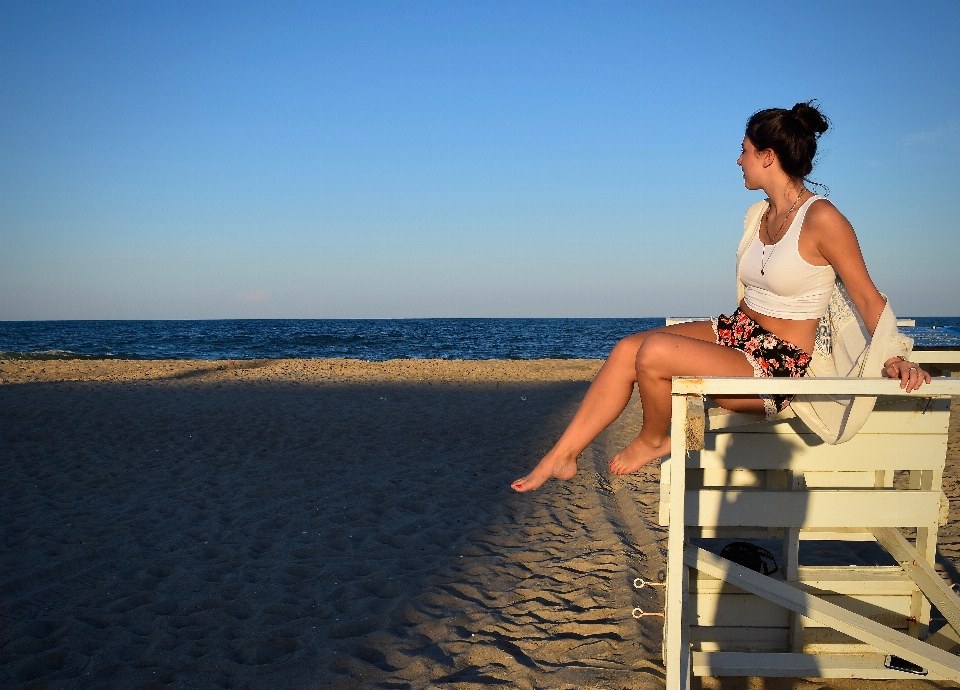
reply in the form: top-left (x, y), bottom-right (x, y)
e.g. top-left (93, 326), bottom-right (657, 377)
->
top-left (632, 606), bottom-right (665, 619)
top-left (634, 577), bottom-right (667, 590)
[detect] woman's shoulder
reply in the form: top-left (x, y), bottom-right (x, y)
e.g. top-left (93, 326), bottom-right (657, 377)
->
top-left (805, 197), bottom-right (853, 234)
top-left (802, 198), bottom-right (863, 261)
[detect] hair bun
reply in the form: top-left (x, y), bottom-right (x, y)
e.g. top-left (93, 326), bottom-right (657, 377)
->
top-left (791, 101), bottom-right (829, 137)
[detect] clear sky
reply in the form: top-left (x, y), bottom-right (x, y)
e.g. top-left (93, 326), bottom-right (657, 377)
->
top-left (2, 0), bottom-right (958, 319)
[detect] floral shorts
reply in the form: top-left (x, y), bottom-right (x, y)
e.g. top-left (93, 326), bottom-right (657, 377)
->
top-left (711, 308), bottom-right (812, 419)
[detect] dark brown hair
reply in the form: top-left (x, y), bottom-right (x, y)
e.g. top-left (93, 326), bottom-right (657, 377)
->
top-left (745, 101), bottom-right (829, 181)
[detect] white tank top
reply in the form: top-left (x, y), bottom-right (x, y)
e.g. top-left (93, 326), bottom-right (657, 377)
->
top-left (739, 195), bottom-right (836, 320)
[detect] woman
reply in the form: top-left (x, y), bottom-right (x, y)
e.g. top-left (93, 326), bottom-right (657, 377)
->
top-left (512, 101), bottom-right (929, 493)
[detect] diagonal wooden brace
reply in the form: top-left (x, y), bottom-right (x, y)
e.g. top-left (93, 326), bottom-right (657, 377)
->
top-left (684, 544), bottom-right (960, 682)
top-left (871, 527), bottom-right (960, 639)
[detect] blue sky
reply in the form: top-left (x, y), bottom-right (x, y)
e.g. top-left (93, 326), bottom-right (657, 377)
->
top-left (2, 0), bottom-right (958, 319)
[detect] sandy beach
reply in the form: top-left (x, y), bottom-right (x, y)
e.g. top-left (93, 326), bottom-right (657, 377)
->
top-left (2, 358), bottom-right (959, 689)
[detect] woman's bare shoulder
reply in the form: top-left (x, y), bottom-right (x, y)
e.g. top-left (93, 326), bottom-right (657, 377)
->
top-left (805, 198), bottom-right (856, 238)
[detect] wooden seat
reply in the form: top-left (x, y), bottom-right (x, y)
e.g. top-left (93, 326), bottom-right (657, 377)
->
top-left (659, 350), bottom-right (960, 687)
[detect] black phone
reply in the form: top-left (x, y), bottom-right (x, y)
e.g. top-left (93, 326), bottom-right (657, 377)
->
top-left (884, 655), bottom-right (927, 676)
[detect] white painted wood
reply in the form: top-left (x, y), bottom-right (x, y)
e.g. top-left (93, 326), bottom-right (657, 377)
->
top-left (692, 593), bottom-right (789, 627)
top-left (912, 351), bottom-right (960, 364)
top-left (871, 527), bottom-right (960, 639)
top-left (704, 397), bottom-right (951, 435)
top-left (684, 545), bottom-right (960, 681)
top-left (661, 352), bottom-right (958, 684)
top-left (687, 526), bottom-right (787, 539)
top-left (700, 468), bottom-right (765, 487)
top-left (692, 651), bottom-right (948, 680)
top-left (801, 626), bottom-right (877, 652)
top-left (795, 567), bottom-right (916, 595)
top-left (689, 527), bottom-right (889, 541)
top-left (803, 471), bottom-right (879, 488)
top-left (664, 394), bottom-right (691, 690)
top-left (799, 529), bottom-right (878, 541)
top-left (659, 457), bottom-right (671, 527)
top-left (685, 489), bottom-right (941, 528)
top-left (692, 566), bottom-right (918, 596)
top-left (693, 592), bottom-right (912, 629)
top-left (693, 433), bottom-right (946, 471)
top-left (673, 376), bottom-right (960, 396)
top-left (690, 626), bottom-right (788, 652)
top-left (897, 319), bottom-right (916, 327)
top-left (680, 565), bottom-right (692, 690)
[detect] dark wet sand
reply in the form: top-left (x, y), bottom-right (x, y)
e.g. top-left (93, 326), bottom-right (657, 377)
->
top-left (1, 358), bottom-right (958, 689)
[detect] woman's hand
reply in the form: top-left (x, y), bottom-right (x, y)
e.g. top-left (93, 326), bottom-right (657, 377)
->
top-left (883, 358), bottom-right (931, 392)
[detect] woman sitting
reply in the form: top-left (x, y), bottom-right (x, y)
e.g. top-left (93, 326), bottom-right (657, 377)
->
top-left (512, 101), bottom-right (929, 493)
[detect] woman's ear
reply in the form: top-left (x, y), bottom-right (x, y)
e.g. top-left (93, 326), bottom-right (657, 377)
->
top-left (760, 149), bottom-right (777, 168)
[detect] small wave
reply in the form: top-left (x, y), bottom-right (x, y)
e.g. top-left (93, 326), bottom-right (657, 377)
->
top-left (0, 350), bottom-right (140, 361)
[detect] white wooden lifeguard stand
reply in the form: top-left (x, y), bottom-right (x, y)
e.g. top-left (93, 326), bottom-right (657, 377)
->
top-left (659, 350), bottom-right (960, 687)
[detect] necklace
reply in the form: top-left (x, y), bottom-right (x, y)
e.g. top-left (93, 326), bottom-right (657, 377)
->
top-left (760, 188), bottom-right (806, 276)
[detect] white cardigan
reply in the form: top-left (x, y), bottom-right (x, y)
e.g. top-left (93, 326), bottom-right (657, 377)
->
top-left (736, 200), bottom-right (913, 444)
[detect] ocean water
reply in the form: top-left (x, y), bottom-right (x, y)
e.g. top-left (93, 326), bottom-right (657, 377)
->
top-left (0, 318), bottom-right (958, 361)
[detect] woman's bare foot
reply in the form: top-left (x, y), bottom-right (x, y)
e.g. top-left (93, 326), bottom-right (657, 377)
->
top-left (609, 435), bottom-right (670, 476)
top-left (511, 452), bottom-right (578, 492)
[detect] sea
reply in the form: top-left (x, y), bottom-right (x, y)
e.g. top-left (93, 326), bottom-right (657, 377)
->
top-left (1, 318), bottom-right (959, 361)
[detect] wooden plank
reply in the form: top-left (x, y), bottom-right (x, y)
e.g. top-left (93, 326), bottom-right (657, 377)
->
top-left (691, 626), bottom-right (788, 652)
top-left (690, 528), bottom-right (893, 541)
top-left (691, 651), bottom-right (948, 680)
top-left (799, 529), bottom-right (878, 541)
top-left (692, 593), bottom-right (789, 627)
top-left (687, 526), bottom-right (786, 539)
top-left (912, 351), bottom-right (960, 365)
top-left (673, 376), bottom-right (960, 396)
top-left (803, 472), bottom-right (880, 488)
top-left (693, 592), bottom-right (911, 628)
top-left (801, 626), bottom-right (911, 650)
top-left (704, 398), bottom-right (951, 435)
top-left (685, 490), bottom-right (940, 528)
top-left (699, 468), bottom-right (765, 487)
top-left (871, 527), bottom-right (960, 639)
top-left (795, 566), bottom-right (915, 592)
top-left (664, 394), bottom-right (691, 689)
top-left (680, 566), bottom-right (692, 690)
top-left (659, 457), bottom-right (672, 527)
top-left (693, 566), bottom-right (917, 596)
top-left (693, 433), bottom-right (947, 471)
top-left (684, 545), bottom-right (960, 681)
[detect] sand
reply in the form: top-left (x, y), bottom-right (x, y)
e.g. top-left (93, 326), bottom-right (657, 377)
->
top-left (1, 358), bottom-right (958, 690)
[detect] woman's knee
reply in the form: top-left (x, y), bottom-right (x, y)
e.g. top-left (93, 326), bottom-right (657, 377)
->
top-left (609, 332), bottom-right (647, 364)
top-left (634, 333), bottom-right (672, 372)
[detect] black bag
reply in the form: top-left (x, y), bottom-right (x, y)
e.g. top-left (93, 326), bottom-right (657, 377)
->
top-left (719, 541), bottom-right (778, 575)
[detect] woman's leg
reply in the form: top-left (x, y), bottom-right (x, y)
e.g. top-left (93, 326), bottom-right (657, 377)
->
top-left (608, 332), bottom-right (764, 475)
top-left (511, 321), bottom-right (719, 492)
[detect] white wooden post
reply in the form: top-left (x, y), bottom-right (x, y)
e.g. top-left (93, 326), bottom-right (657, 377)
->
top-left (665, 390), bottom-right (694, 689)
top-left (785, 470), bottom-right (803, 651)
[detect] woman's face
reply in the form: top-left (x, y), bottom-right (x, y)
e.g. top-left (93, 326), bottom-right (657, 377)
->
top-left (737, 136), bottom-right (766, 189)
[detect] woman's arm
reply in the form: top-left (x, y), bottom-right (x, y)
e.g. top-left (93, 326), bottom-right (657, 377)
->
top-left (805, 201), bottom-right (885, 334)
top-left (806, 201), bottom-right (930, 391)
